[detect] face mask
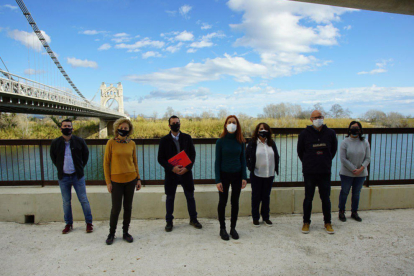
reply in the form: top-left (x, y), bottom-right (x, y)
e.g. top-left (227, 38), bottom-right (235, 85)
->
top-left (117, 129), bottom-right (129, 137)
top-left (170, 123), bottom-right (180, 132)
top-left (350, 128), bottom-right (360, 136)
top-left (227, 123), bottom-right (237, 133)
top-left (313, 119), bottom-right (324, 128)
top-left (61, 128), bottom-right (73, 136)
top-left (258, 130), bottom-right (268, 138)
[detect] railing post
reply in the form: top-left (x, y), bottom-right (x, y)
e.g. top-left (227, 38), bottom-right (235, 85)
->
top-left (365, 132), bottom-right (372, 187)
top-left (39, 141), bottom-right (45, 187)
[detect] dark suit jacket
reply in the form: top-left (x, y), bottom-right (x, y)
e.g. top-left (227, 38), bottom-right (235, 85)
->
top-left (157, 131), bottom-right (196, 195)
top-left (50, 135), bottom-right (89, 180)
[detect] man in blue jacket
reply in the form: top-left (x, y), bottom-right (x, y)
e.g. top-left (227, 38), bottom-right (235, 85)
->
top-left (297, 110), bottom-right (337, 234)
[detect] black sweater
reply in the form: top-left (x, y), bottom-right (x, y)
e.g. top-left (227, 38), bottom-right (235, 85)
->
top-left (297, 125), bottom-right (338, 174)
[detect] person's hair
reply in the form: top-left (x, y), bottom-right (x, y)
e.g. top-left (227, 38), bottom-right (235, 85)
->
top-left (346, 120), bottom-right (364, 141)
top-left (60, 119), bottom-right (72, 127)
top-left (168, 115), bottom-right (180, 125)
top-left (113, 118), bottom-right (133, 137)
top-left (251, 122), bottom-right (274, 146)
top-left (220, 115), bottom-right (246, 144)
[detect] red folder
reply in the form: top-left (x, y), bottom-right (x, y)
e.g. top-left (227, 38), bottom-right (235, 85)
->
top-left (168, 150), bottom-right (192, 167)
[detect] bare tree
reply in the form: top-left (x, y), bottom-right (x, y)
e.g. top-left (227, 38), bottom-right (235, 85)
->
top-left (363, 109), bottom-right (387, 122)
top-left (217, 109), bottom-right (227, 119)
top-left (152, 111), bottom-right (158, 121)
top-left (163, 107), bottom-right (175, 119)
top-left (329, 104), bottom-right (352, 118)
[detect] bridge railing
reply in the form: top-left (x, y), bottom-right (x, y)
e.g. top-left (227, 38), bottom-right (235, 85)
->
top-left (0, 69), bottom-right (124, 117)
top-left (0, 128), bottom-right (413, 187)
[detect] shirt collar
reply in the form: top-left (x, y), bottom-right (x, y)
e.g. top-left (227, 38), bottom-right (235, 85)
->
top-left (171, 131), bottom-right (180, 140)
top-left (257, 138), bottom-right (267, 145)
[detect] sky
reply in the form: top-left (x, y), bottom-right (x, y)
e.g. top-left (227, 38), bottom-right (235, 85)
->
top-left (1, 0), bottom-right (414, 118)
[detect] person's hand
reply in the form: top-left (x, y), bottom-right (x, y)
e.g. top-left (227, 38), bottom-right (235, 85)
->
top-left (136, 180), bottom-right (142, 191)
top-left (177, 167), bottom-right (188, 175)
top-left (242, 179), bottom-right (247, 189)
top-left (172, 165), bottom-right (182, 174)
top-left (216, 183), bottom-right (223, 192)
top-left (107, 183), bottom-right (112, 193)
top-left (352, 166), bottom-right (364, 176)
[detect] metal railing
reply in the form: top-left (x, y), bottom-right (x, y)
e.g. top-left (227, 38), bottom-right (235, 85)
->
top-left (0, 128), bottom-right (413, 187)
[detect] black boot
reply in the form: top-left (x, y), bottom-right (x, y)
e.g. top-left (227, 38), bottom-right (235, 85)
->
top-left (351, 211), bottom-right (362, 222)
top-left (106, 233), bottom-right (115, 245)
top-left (220, 229), bottom-right (229, 241)
top-left (339, 210), bottom-right (346, 222)
top-left (123, 232), bottom-right (134, 243)
top-left (230, 228), bottom-right (239, 240)
top-left (165, 221), bottom-right (173, 232)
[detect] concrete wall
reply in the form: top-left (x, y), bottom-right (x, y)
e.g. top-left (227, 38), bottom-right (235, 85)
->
top-left (1, 185), bottom-right (413, 223)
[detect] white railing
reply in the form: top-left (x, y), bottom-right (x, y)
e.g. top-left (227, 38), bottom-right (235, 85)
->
top-left (0, 70), bottom-right (124, 117)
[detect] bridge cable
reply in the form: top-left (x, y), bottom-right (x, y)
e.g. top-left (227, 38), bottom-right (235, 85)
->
top-left (15, 0), bottom-right (89, 103)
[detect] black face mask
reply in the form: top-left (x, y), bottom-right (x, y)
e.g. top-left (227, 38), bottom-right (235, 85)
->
top-left (61, 128), bottom-right (73, 136)
top-left (170, 123), bottom-right (180, 132)
top-left (258, 130), bottom-right (268, 138)
top-left (117, 129), bottom-right (129, 137)
top-left (350, 128), bottom-right (360, 136)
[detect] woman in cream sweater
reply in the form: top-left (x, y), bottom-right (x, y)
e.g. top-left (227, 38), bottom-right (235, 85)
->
top-left (104, 118), bottom-right (141, 245)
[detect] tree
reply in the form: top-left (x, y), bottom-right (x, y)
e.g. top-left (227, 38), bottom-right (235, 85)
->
top-left (152, 111), bottom-right (158, 121)
top-left (363, 109), bottom-right (387, 122)
top-left (201, 110), bottom-right (215, 119)
top-left (217, 109), bottom-right (227, 119)
top-left (329, 104), bottom-right (352, 118)
top-left (163, 106), bottom-right (175, 119)
top-left (262, 103), bottom-right (302, 118)
top-left (313, 103), bottom-right (327, 116)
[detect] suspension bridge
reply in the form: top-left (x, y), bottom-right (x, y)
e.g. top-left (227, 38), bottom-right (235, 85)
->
top-left (0, 0), bottom-right (126, 138)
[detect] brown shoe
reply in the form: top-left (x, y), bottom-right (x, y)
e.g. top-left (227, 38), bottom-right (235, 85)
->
top-left (86, 223), bottom-right (93, 233)
top-left (325, 223), bottom-right (335, 234)
top-left (62, 224), bottom-right (73, 234)
top-left (302, 223), bottom-right (310, 234)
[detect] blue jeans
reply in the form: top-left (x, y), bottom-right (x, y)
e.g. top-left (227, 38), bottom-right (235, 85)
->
top-left (338, 175), bottom-right (366, 212)
top-left (58, 174), bottom-right (93, 225)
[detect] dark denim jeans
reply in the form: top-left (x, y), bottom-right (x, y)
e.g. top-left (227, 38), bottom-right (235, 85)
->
top-left (251, 173), bottom-right (274, 221)
top-left (58, 174), bottom-right (93, 225)
top-left (303, 173), bottom-right (331, 224)
top-left (218, 171), bottom-right (242, 229)
top-left (338, 175), bottom-right (366, 212)
top-left (166, 184), bottom-right (197, 223)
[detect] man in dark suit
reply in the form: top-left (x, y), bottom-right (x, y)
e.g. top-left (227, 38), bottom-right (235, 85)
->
top-left (158, 115), bottom-right (202, 232)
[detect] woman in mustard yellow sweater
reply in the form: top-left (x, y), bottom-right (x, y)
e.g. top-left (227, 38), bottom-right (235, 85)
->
top-left (104, 118), bottom-right (141, 245)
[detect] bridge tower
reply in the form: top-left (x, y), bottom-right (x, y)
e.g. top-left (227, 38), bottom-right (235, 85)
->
top-left (99, 82), bottom-right (125, 138)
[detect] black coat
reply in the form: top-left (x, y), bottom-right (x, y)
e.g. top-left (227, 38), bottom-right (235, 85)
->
top-left (297, 125), bottom-right (338, 174)
top-left (246, 139), bottom-right (280, 176)
top-left (50, 135), bottom-right (89, 180)
top-left (157, 131), bottom-right (196, 195)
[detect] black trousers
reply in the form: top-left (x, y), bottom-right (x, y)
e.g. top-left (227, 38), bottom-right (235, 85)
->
top-left (251, 173), bottom-right (274, 221)
top-left (303, 173), bottom-right (331, 224)
top-left (165, 183), bottom-right (197, 222)
top-left (109, 178), bottom-right (137, 234)
top-left (218, 171), bottom-right (242, 229)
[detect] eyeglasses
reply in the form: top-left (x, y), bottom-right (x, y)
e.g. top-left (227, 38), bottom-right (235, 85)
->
top-left (311, 116), bottom-right (324, 119)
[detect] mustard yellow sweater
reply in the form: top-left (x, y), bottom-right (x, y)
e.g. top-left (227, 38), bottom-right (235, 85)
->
top-left (104, 139), bottom-right (140, 185)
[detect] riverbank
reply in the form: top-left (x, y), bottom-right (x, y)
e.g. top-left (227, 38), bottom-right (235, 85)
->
top-left (0, 209), bottom-right (413, 276)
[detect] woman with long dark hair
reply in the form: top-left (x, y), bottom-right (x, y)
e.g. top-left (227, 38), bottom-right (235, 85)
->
top-left (246, 123), bottom-right (279, 227)
top-left (338, 121), bottom-right (371, 222)
top-left (215, 115), bottom-right (247, 240)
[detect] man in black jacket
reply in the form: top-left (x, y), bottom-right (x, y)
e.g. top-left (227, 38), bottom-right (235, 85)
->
top-left (158, 115), bottom-right (202, 232)
top-left (50, 119), bottom-right (93, 234)
top-left (297, 110), bottom-right (337, 234)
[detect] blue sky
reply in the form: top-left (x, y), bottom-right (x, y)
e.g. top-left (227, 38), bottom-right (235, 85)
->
top-left (1, 0), bottom-right (413, 117)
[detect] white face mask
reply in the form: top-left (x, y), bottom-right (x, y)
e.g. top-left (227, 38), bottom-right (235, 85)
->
top-left (313, 119), bottom-right (324, 128)
top-left (227, 123), bottom-right (237, 133)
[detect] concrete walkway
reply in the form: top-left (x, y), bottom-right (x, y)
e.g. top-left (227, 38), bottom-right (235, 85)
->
top-left (1, 209), bottom-right (413, 276)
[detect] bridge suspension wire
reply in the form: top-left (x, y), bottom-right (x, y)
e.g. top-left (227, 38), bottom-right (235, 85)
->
top-left (15, 0), bottom-right (89, 103)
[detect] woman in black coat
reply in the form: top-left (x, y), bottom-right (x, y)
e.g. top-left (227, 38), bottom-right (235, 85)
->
top-left (246, 123), bottom-right (279, 227)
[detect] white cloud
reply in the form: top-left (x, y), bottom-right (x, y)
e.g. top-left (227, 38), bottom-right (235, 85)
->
top-left (358, 59), bottom-right (392, 75)
top-left (24, 69), bottom-right (45, 75)
top-left (144, 87), bottom-right (211, 100)
top-left (201, 23), bottom-right (212, 30)
top-left (114, 32), bottom-right (129, 37)
top-left (189, 32), bottom-right (225, 48)
top-left (166, 10), bottom-right (177, 16)
top-left (115, 38), bottom-right (165, 51)
top-left (98, 43), bottom-right (111, 51)
top-left (165, 42), bottom-right (183, 53)
top-left (111, 33), bottom-right (132, 43)
top-left (179, 5), bottom-right (192, 18)
top-left (175, 31), bottom-right (194, 41)
top-left (187, 48), bottom-right (197, 53)
top-left (7, 29), bottom-right (51, 52)
top-left (344, 25), bottom-right (352, 30)
top-left (80, 30), bottom-right (101, 35)
top-left (67, 57), bottom-right (98, 69)
top-left (3, 4), bottom-right (18, 10)
top-left (142, 51), bottom-right (162, 59)
top-left (126, 53), bottom-right (267, 90)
